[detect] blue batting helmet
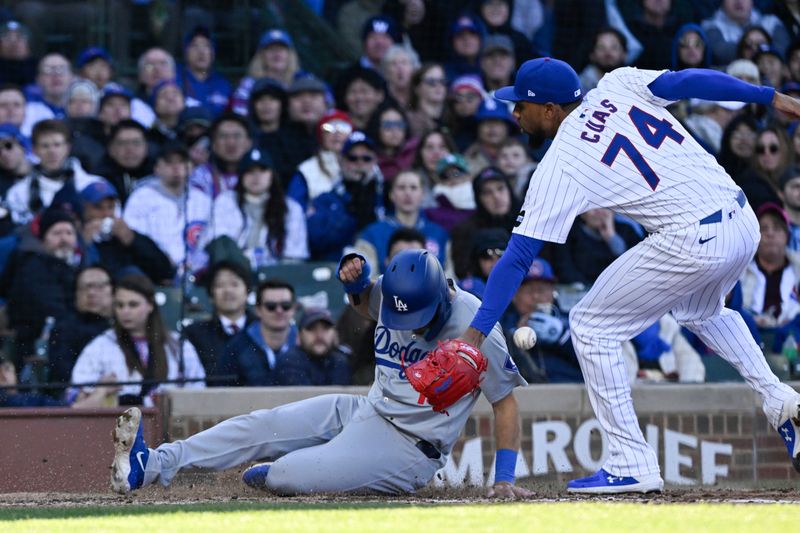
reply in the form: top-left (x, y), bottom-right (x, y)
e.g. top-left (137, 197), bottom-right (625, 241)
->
top-left (381, 250), bottom-right (450, 332)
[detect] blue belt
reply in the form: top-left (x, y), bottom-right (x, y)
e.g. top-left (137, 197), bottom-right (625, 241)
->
top-left (698, 190), bottom-right (747, 225)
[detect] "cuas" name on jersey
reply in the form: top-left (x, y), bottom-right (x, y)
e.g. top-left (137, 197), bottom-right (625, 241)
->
top-left (579, 99), bottom-right (618, 143)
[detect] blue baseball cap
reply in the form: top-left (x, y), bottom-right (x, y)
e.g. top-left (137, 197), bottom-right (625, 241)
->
top-left (495, 57), bottom-right (582, 105)
top-left (258, 29), bottom-right (293, 49)
top-left (80, 181), bottom-right (119, 204)
top-left (77, 46), bottom-right (112, 69)
top-left (361, 15), bottom-right (401, 43)
top-left (183, 25), bottom-right (214, 51)
top-left (450, 14), bottom-right (483, 37)
top-left (474, 98), bottom-right (515, 125)
top-left (341, 130), bottom-right (376, 155)
top-left (523, 258), bottom-right (557, 283)
top-left (100, 82), bottom-right (132, 106)
top-left (0, 123), bottom-right (28, 148)
top-left (238, 148), bottom-right (274, 175)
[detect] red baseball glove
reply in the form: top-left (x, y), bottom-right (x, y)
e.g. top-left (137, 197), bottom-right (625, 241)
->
top-left (403, 340), bottom-right (488, 414)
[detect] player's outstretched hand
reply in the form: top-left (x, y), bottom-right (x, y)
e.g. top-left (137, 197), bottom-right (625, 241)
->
top-left (338, 256), bottom-right (364, 284)
top-left (487, 481), bottom-right (534, 499)
top-left (773, 92), bottom-right (800, 120)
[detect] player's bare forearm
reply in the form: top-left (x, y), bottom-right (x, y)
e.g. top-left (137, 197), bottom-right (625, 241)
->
top-left (773, 92), bottom-right (800, 120)
top-left (492, 392), bottom-right (521, 451)
top-left (460, 326), bottom-right (486, 349)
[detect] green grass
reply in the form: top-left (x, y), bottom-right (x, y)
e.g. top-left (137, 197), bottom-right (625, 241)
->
top-left (1, 502), bottom-right (799, 532)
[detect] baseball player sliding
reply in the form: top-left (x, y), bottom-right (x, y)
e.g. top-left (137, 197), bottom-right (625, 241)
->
top-left (110, 250), bottom-right (531, 498)
top-left (460, 58), bottom-right (800, 493)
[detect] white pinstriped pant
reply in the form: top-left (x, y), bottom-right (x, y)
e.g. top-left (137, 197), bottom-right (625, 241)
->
top-left (569, 197), bottom-right (798, 478)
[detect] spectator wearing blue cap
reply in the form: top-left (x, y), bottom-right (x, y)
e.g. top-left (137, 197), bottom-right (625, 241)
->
top-left (579, 27), bottom-right (629, 94)
top-left (306, 130), bottom-right (385, 260)
top-left (444, 13), bottom-right (485, 81)
top-left (702, 1), bottom-right (789, 66)
top-left (79, 180), bottom-right (173, 283)
top-left (0, 20), bottom-right (37, 88)
top-left (176, 26), bottom-right (231, 118)
top-left (208, 148), bottom-right (308, 269)
top-left (498, 258), bottom-right (583, 383)
top-left (231, 29), bottom-right (299, 116)
top-left (190, 113), bottom-right (253, 199)
top-left (76, 47), bottom-right (113, 91)
top-left (464, 98), bottom-right (517, 174)
top-left (358, 15), bottom-right (402, 70)
top-left (94, 120), bottom-right (153, 205)
top-left (0, 123), bottom-right (31, 197)
top-left (336, 0), bottom-right (385, 55)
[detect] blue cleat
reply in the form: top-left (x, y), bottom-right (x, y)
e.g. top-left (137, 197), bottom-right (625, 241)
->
top-left (778, 396), bottom-right (800, 473)
top-left (567, 468), bottom-right (663, 494)
top-left (110, 407), bottom-right (150, 494)
top-left (242, 463), bottom-right (272, 490)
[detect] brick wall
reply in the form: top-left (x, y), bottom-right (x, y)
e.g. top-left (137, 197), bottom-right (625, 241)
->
top-left (163, 384), bottom-right (799, 485)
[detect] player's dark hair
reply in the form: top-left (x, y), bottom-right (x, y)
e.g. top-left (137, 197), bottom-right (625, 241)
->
top-left (387, 227), bottom-right (427, 256)
top-left (256, 278), bottom-right (296, 305)
top-left (113, 274), bottom-right (175, 391)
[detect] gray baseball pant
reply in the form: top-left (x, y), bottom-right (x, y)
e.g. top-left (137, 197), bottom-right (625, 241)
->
top-left (142, 394), bottom-right (442, 494)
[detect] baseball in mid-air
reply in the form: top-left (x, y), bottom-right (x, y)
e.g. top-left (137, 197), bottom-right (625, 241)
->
top-left (513, 326), bottom-right (537, 350)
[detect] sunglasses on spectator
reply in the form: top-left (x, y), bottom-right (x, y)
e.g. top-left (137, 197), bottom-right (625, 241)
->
top-left (261, 300), bottom-right (293, 312)
top-left (380, 120), bottom-right (406, 130)
top-left (422, 78), bottom-right (447, 87)
top-left (480, 248), bottom-right (505, 258)
top-left (346, 154), bottom-right (374, 163)
top-left (321, 120), bottom-right (353, 135)
top-left (756, 144), bottom-right (780, 155)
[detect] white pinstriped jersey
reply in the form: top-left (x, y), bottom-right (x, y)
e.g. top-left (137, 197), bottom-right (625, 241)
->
top-left (513, 67), bottom-right (742, 243)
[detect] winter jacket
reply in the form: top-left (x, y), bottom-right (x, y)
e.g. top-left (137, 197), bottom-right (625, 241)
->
top-left (182, 313), bottom-right (257, 378)
top-left (279, 346), bottom-right (352, 386)
top-left (214, 321), bottom-right (296, 386)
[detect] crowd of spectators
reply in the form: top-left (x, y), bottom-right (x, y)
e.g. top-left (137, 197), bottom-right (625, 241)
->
top-left (2, 0), bottom-right (800, 407)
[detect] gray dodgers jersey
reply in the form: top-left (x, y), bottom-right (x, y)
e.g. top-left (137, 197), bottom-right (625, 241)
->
top-left (366, 278), bottom-right (527, 454)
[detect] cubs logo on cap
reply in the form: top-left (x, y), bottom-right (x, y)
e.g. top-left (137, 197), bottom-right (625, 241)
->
top-left (496, 57), bottom-right (582, 105)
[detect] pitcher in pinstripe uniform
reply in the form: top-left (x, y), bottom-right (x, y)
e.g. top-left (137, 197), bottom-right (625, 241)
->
top-left (461, 57), bottom-right (800, 493)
